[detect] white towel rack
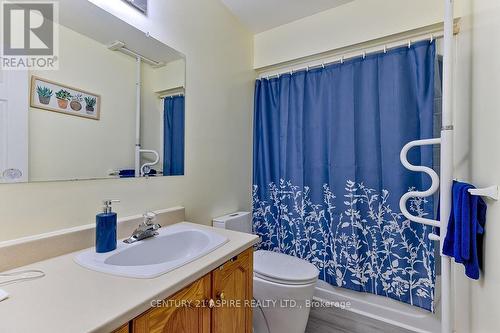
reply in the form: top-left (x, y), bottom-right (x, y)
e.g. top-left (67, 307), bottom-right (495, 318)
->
top-left (399, 138), bottom-right (441, 227)
top-left (469, 185), bottom-right (499, 200)
top-left (139, 149), bottom-right (160, 177)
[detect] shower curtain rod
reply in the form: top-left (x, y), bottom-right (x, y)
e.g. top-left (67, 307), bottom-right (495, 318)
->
top-left (258, 23), bottom-right (459, 79)
top-left (160, 94), bottom-right (184, 98)
top-left (259, 34), bottom-right (443, 79)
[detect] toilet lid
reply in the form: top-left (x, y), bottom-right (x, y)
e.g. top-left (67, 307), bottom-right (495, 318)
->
top-left (254, 250), bottom-right (319, 285)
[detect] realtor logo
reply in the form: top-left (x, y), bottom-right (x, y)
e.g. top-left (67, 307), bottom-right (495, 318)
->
top-left (1, 1), bottom-right (58, 70)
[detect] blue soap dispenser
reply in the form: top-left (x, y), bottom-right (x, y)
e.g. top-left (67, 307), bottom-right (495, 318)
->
top-left (96, 199), bottom-right (120, 253)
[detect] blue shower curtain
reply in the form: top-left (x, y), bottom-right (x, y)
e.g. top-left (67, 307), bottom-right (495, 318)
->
top-left (163, 95), bottom-right (185, 176)
top-left (252, 41), bottom-right (436, 311)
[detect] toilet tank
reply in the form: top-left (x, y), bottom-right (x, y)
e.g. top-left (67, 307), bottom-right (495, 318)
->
top-left (213, 212), bottom-right (252, 234)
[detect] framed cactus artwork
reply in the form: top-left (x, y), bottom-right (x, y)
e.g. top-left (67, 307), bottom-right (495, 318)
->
top-left (30, 76), bottom-right (101, 120)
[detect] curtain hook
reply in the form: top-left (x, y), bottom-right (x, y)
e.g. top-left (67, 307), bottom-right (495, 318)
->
top-left (362, 51), bottom-right (366, 59)
top-left (430, 34), bottom-right (434, 43)
top-left (408, 40), bottom-right (411, 49)
top-left (383, 45), bottom-right (387, 54)
top-left (340, 56), bottom-right (344, 64)
top-left (322, 62), bottom-right (325, 69)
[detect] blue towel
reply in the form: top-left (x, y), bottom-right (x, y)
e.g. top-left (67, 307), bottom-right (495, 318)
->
top-left (442, 181), bottom-right (487, 280)
top-left (119, 169), bottom-right (135, 178)
top-left (118, 169), bottom-right (158, 178)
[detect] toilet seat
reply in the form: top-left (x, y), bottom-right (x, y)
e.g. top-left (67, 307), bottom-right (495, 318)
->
top-left (254, 250), bottom-right (319, 285)
top-left (254, 271), bottom-right (318, 285)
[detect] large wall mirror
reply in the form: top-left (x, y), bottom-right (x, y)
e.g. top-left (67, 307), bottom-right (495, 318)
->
top-left (0, 1), bottom-right (185, 183)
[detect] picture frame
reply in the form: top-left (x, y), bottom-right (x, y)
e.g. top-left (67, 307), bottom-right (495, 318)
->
top-left (30, 76), bottom-right (101, 120)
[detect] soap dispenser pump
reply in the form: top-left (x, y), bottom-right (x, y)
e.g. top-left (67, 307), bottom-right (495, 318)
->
top-left (96, 199), bottom-right (120, 253)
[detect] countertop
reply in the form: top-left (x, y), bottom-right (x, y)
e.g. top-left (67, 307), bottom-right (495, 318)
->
top-left (0, 222), bottom-right (259, 333)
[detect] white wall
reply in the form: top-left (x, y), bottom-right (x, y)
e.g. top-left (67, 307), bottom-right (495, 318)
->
top-left (145, 59), bottom-right (186, 93)
top-left (254, 0), bottom-right (470, 68)
top-left (0, 0), bottom-right (254, 241)
top-left (29, 24), bottom-right (137, 181)
top-left (469, 0), bottom-right (500, 332)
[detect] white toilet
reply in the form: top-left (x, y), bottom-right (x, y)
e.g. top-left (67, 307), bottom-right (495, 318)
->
top-left (213, 212), bottom-right (319, 333)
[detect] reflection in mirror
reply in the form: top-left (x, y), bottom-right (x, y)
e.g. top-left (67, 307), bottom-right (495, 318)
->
top-left (0, 3), bottom-right (185, 183)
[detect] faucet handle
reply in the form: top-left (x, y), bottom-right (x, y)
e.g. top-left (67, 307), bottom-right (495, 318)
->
top-left (103, 199), bottom-right (120, 204)
top-left (102, 199), bottom-right (120, 213)
top-left (143, 211), bottom-right (157, 225)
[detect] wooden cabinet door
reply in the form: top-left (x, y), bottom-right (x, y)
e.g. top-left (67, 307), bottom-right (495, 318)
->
top-left (132, 274), bottom-right (211, 333)
top-left (112, 323), bottom-right (129, 333)
top-left (211, 248), bottom-right (253, 333)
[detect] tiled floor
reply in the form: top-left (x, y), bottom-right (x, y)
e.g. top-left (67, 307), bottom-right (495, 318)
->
top-left (305, 305), bottom-right (414, 333)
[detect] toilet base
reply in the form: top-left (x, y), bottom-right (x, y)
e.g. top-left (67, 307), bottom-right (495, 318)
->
top-left (253, 275), bottom-right (317, 333)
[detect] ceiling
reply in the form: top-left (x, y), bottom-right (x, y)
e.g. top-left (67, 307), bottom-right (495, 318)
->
top-left (220, 0), bottom-right (355, 33)
top-left (59, 0), bottom-right (184, 65)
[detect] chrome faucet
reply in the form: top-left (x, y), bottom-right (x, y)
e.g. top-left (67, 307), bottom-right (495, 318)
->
top-left (124, 212), bottom-right (161, 244)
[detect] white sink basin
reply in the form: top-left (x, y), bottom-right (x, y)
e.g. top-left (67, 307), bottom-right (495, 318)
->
top-left (74, 223), bottom-right (228, 278)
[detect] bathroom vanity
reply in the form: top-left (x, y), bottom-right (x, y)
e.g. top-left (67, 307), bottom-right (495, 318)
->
top-left (0, 218), bottom-right (259, 333)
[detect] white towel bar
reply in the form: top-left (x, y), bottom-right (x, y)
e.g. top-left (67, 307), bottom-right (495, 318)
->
top-left (468, 185), bottom-right (499, 201)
